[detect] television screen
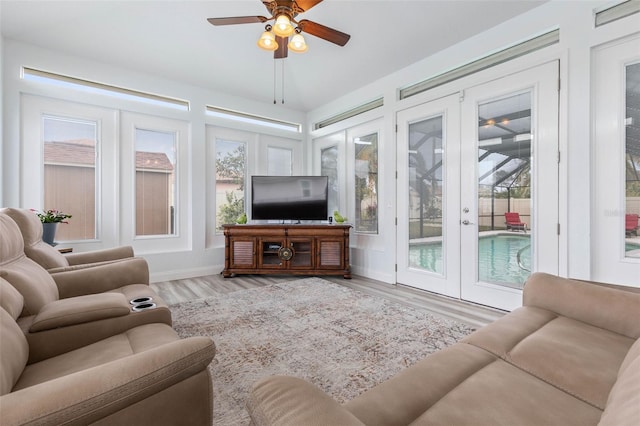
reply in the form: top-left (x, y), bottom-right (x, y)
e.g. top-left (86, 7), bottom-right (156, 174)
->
top-left (251, 176), bottom-right (328, 221)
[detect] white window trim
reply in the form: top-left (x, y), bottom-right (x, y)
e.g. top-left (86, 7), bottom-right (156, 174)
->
top-left (21, 94), bottom-right (119, 251)
top-left (120, 112), bottom-right (191, 253)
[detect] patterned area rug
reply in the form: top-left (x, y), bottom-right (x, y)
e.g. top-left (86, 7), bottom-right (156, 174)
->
top-left (171, 277), bottom-right (475, 425)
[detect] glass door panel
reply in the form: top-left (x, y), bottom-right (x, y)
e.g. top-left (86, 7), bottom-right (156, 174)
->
top-left (625, 62), bottom-right (640, 258)
top-left (460, 61), bottom-right (559, 311)
top-left (476, 92), bottom-right (532, 289)
top-left (397, 94), bottom-right (461, 297)
top-left (408, 116), bottom-right (444, 274)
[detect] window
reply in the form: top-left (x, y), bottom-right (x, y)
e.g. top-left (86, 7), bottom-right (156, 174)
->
top-left (267, 146), bottom-right (292, 175)
top-left (354, 132), bottom-right (379, 233)
top-left (206, 105), bottom-right (301, 132)
top-left (120, 112), bottom-right (190, 251)
top-left (135, 128), bottom-right (177, 236)
top-left (216, 139), bottom-right (246, 231)
top-left (321, 146), bottom-right (340, 218)
top-left (43, 116), bottom-right (98, 241)
top-left (23, 67), bottom-right (189, 110)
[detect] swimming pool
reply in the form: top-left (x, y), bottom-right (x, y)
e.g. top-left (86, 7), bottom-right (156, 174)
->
top-left (409, 234), bottom-right (532, 289)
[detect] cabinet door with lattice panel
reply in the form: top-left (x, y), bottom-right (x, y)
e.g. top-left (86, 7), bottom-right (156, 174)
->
top-left (229, 237), bottom-right (256, 269)
top-left (317, 238), bottom-right (345, 269)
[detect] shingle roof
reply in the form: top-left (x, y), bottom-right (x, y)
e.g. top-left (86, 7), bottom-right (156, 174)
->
top-left (44, 140), bottom-right (173, 171)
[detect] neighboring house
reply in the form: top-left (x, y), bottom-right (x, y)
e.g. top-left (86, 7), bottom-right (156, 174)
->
top-left (44, 140), bottom-right (174, 239)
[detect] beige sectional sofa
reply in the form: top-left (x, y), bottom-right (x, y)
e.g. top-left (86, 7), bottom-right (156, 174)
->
top-left (247, 273), bottom-right (640, 425)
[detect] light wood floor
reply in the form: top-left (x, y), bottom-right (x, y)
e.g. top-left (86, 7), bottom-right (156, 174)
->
top-left (151, 273), bottom-right (506, 328)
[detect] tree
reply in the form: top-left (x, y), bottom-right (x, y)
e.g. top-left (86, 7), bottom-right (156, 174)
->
top-left (216, 144), bottom-right (245, 228)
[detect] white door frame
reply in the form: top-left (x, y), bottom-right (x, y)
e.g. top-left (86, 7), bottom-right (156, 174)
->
top-left (396, 61), bottom-right (560, 311)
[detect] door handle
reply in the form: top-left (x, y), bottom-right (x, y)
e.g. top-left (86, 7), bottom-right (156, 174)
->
top-left (461, 219), bottom-right (475, 225)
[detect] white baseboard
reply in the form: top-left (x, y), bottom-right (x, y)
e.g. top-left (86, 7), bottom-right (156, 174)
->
top-left (150, 264), bottom-right (224, 283)
top-left (150, 264), bottom-right (394, 284)
top-left (350, 265), bottom-right (395, 284)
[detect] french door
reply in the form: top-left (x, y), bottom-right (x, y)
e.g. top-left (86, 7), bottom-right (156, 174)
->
top-left (397, 61), bottom-right (559, 311)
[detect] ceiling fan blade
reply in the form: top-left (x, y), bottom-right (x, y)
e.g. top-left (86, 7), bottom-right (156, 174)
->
top-left (207, 16), bottom-right (269, 26)
top-left (293, 0), bottom-right (323, 12)
top-left (297, 19), bottom-right (350, 46)
top-left (274, 36), bottom-right (288, 59)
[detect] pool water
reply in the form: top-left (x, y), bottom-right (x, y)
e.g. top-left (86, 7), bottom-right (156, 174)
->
top-left (409, 234), bottom-right (531, 288)
top-left (626, 242), bottom-right (640, 252)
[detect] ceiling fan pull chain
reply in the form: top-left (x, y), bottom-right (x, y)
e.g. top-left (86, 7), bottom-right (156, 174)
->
top-left (282, 59), bottom-right (285, 104)
top-left (273, 58), bottom-right (277, 104)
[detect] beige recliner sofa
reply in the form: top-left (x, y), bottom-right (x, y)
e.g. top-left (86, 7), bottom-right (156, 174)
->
top-left (1, 207), bottom-right (146, 281)
top-left (0, 213), bottom-right (171, 362)
top-left (0, 277), bottom-right (215, 425)
top-left (247, 273), bottom-right (640, 425)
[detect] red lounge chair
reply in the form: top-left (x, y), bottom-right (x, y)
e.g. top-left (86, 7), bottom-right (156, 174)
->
top-left (626, 214), bottom-right (639, 236)
top-left (505, 212), bottom-right (527, 232)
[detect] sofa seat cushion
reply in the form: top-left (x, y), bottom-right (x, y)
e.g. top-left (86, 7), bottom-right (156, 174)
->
top-left (462, 306), bottom-right (556, 356)
top-left (508, 316), bottom-right (633, 409)
top-left (13, 323), bottom-right (179, 391)
top-left (344, 343), bottom-right (497, 425)
top-left (410, 358), bottom-right (603, 426)
top-left (464, 307), bottom-right (634, 409)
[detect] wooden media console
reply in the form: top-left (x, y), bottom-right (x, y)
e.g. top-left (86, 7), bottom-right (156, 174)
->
top-left (222, 224), bottom-right (351, 279)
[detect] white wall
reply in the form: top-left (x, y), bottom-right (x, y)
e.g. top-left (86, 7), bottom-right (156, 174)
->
top-left (306, 0), bottom-right (640, 284)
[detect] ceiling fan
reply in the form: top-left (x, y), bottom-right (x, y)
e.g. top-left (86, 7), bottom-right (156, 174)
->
top-left (207, 0), bottom-right (351, 58)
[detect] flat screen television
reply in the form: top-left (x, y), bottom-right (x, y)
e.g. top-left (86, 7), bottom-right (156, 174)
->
top-left (251, 175), bottom-right (328, 222)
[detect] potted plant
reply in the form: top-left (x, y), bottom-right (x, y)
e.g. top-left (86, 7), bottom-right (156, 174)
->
top-left (31, 209), bottom-right (72, 246)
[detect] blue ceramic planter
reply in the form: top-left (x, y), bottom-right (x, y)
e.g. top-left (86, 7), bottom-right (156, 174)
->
top-left (42, 222), bottom-right (58, 246)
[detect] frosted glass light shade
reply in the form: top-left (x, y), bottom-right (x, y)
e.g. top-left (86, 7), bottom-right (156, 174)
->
top-left (288, 33), bottom-right (308, 53)
top-left (273, 15), bottom-right (294, 37)
top-left (257, 30), bottom-right (278, 51)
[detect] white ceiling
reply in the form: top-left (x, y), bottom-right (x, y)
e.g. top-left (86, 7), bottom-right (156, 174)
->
top-left (0, 0), bottom-right (546, 111)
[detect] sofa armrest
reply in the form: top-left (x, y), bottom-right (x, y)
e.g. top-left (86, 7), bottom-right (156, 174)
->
top-left (51, 257), bottom-right (150, 299)
top-left (523, 272), bottom-right (640, 338)
top-left (247, 376), bottom-right (364, 426)
top-left (30, 293), bottom-right (130, 332)
top-left (65, 246), bottom-right (134, 265)
top-left (0, 336), bottom-right (215, 426)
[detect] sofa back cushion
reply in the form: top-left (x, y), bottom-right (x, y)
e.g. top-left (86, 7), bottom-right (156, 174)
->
top-left (0, 308), bottom-right (28, 395)
top-left (598, 339), bottom-right (640, 425)
top-left (0, 214), bottom-right (59, 315)
top-left (0, 208), bottom-right (69, 269)
top-left (0, 277), bottom-right (24, 320)
top-left (523, 273), bottom-right (640, 339)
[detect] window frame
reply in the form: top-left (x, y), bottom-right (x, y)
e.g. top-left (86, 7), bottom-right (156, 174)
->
top-left (347, 120), bottom-right (382, 236)
top-left (21, 95), bottom-right (118, 251)
top-left (120, 111), bottom-right (191, 252)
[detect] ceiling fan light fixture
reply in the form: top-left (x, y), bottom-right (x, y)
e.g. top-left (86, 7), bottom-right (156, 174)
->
top-left (288, 32), bottom-right (308, 53)
top-left (257, 26), bottom-right (278, 51)
top-left (273, 14), bottom-right (295, 37)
